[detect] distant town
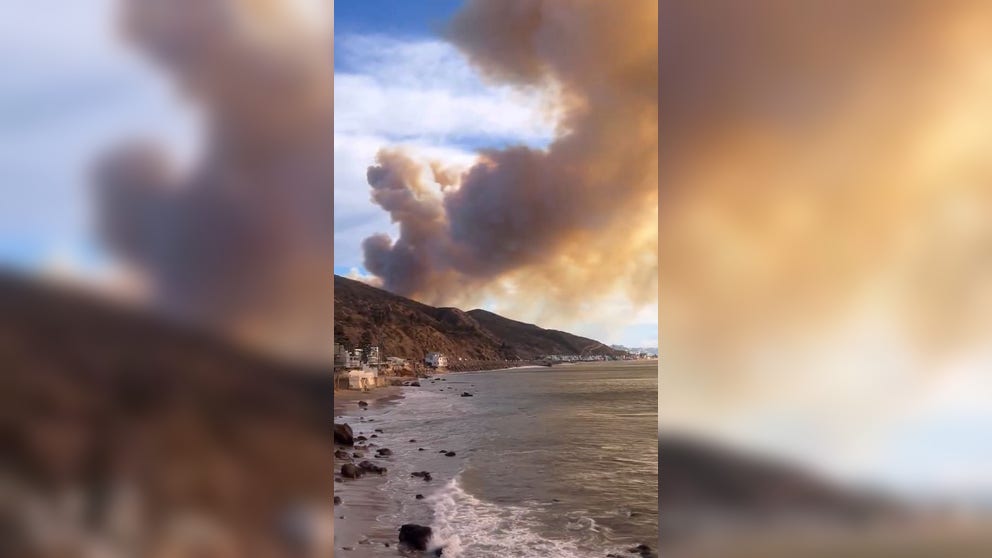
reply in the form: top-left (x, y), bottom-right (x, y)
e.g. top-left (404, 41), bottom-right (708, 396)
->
top-left (333, 341), bottom-right (657, 392)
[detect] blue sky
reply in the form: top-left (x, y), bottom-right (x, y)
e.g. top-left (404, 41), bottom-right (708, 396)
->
top-left (335, 0), bottom-right (463, 60)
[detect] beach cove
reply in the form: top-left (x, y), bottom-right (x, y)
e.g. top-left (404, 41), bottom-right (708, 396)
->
top-left (332, 362), bottom-right (659, 557)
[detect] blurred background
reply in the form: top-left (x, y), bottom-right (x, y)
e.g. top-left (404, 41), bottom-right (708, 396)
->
top-left (661, 1), bottom-right (992, 556)
top-left (1, 0), bottom-right (334, 556)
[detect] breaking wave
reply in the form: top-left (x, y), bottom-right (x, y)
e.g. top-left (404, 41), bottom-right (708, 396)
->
top-left (426, 477), bottom-right (602, 558)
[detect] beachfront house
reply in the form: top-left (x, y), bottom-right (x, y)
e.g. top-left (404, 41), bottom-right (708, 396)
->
top-left (347, 349), bottom-right (363, 369)
top-left (425, 352), bottom-right (449, 368)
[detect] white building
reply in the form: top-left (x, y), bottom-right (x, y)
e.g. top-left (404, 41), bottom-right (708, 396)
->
top-left (367, 345), bottom-right (381, 365)
top-left (347, 349), bottom-right (363, 369)
top-left (425, 352), bottom-right (449, 368)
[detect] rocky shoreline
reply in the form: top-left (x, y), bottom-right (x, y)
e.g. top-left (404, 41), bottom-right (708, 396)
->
top-left (332, 379), bottom-right (657, 557)
top-left (333, 384), bottom-right (450, 555)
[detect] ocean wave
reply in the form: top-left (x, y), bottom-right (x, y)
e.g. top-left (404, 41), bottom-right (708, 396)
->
top-left (425, 477), bottom-right (603, 558)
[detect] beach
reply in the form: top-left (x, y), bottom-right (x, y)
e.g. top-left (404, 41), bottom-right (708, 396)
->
top-left (333, 387), bottom-right (407, 554)
top-left (333, 361), bottom-right (659, 557)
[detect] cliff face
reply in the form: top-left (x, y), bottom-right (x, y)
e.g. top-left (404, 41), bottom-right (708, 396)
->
top-left (333, 275), bottom-right (621, 361)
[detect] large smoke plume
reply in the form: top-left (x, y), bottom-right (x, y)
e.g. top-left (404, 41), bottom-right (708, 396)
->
top-left (94, 0), bottom-right (333, 364)
top-left (662, 0), bottom-right (992, 387)
top-left (360, 0), bottom-right (658, 327)
top-left (660, 0), bottom-right (992, 487)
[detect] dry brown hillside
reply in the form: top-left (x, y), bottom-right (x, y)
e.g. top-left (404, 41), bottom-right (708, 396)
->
top-left (333, 275), bottom-right (621, 361)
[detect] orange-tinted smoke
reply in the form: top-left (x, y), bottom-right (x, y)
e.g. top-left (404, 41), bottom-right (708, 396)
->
top-left (360, 0), bottom-right (658, 326)
top-left (662, 1), bottom-right (992, 386)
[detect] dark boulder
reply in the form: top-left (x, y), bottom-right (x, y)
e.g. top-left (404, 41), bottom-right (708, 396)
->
top-left (333, 496), bottom-right (342, 505)
top-left (398, 524), bottom-right (433, 551)
top-left (358, 400), bottom-right (369, 407)
top-left (411, 381), bottom-right (421, 387)
top-left (334, 423), bottom-right (354, 446)
top-left (341, 464), bottom-right (364, 479)
top-left (358, 460), bottom-right (387, 474)
top-left (460, 392), bottom-right (473, 397)
top-left (415, 494), bottom-right (424, 500)
top-left (411, 471), bottom-right (432, 481)
top-left (334, 450), bottom-right (350, 460)
top-left (628, 544), bottom-right (657, 558)
top-left (376, 448), bottom-right (392, 457)
top-left (445, 451), bottom-right (456, 457)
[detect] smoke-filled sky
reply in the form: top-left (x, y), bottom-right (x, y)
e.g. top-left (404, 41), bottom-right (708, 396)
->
top-left (662, 1), bottom-right (992, 498)
top-left (334, 0), bottom-right (659, 348)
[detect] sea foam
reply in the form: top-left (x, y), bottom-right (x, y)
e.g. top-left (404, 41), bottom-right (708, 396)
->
top-left (426, 477), bottom-right (603, 558)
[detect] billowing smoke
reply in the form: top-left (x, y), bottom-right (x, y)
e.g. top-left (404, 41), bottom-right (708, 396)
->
top-left (94, 0), bottom-right (333, 364)
top-left (661, 0), bottom-right (992, 388)
top-left (659, 1), bottom-right (992, 489)
top-left (360, 0), bottom-right (658, 327)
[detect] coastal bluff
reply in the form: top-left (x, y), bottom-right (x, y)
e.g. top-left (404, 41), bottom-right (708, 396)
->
top-left (333, 274), bottom-right (622, 362)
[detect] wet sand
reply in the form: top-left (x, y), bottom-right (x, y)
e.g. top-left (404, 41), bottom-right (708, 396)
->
top-left (334, 386), bottom-right (405, 417)
top-left (333, 387), bottom-right (407, 554)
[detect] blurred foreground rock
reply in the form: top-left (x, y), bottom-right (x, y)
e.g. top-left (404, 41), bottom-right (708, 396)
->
top-left (0, 272), bottom-right (333, 557)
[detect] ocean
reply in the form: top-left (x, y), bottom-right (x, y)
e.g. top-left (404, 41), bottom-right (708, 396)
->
top-left (333, 361), bottom-right (659, 557)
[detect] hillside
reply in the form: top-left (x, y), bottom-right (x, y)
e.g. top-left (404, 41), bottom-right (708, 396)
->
top-left (466, 309), bottom-right (616, 358)
top-left (333, 275), bottom-right (621, 361)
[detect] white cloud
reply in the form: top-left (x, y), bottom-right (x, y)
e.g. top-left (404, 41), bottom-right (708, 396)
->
top-left (334, 35), bottom-right (556, 141)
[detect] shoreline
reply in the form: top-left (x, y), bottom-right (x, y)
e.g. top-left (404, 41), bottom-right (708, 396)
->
top-left (333, 385), bottom-right (405, 418)
top-left (333, 386), bottom-right (410, 554)
top-left (333, 362), bottom-right (660, 556)
top-left (333, 377), bottom-right (486, 555)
